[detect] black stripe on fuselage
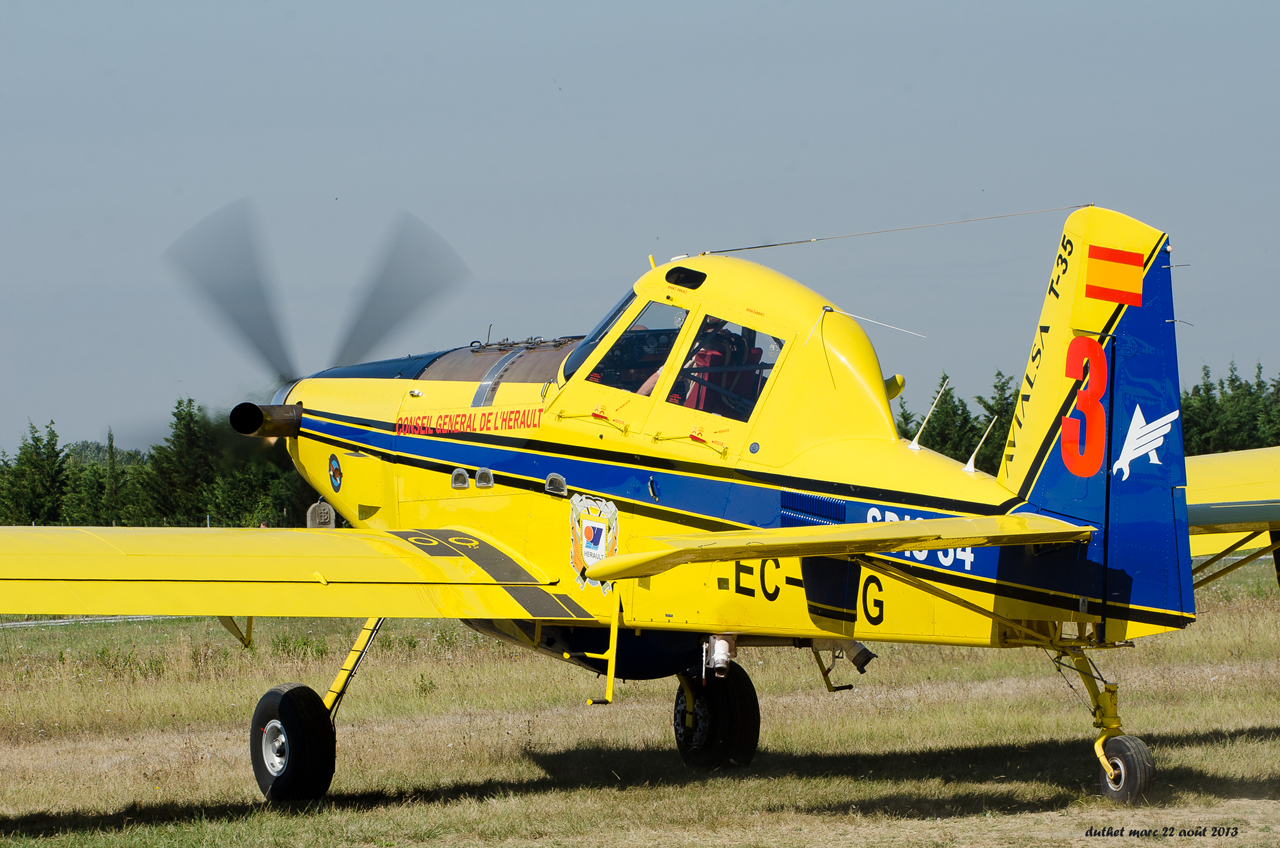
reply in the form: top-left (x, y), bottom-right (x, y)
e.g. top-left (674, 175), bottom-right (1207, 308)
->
top-left (307, 409), bottom-right (398, 432)
top-left (306, 408), bottom-right (1020, 517)
top-left (866, 554), bottom-right (1192, 630)
top-left (301, 428), bottom-right (736, 532)
top-left (303, 429), bottom-right (1188, 630)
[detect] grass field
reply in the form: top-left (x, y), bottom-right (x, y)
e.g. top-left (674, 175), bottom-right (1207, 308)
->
top-left (0, 558), bottom-right (1277, 846)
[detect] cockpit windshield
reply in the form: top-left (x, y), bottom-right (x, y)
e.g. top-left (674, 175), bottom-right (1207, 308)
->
top-left (587, 301), bottom-right (688, 394)
top-left (562, 289), bottom-right (636, 380)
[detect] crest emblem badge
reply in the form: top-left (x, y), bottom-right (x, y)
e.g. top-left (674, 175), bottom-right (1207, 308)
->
top-left (570, 493), bottom-right (619, 593)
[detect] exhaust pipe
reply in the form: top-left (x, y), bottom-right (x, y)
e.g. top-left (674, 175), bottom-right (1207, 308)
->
top-left (230, 403), bottom-right (302, 438)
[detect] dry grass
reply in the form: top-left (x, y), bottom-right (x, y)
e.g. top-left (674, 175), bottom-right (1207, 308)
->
top-left (0, 558), bottom-right (1277, 846)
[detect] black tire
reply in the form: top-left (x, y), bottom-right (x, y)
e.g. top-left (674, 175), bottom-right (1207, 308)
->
top-left (1098, 735), bottom-right (1154, 803)
top-left (724, 661), bottom-right (760, 765)
top-left (673, 662), bottom-right (760, 769)
top-left (250, 683), bottom-right (336, 802)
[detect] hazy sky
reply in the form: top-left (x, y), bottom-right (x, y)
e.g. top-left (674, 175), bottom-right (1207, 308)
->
top-left (2, 3), bottom-right (1276, 452)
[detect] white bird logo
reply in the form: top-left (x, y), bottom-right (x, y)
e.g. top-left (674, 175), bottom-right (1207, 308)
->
top-left (1112, 404), bottom-right (1180, 480)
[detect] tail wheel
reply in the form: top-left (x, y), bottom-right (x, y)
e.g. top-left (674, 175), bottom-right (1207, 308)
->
top-left (250, 683), bottom-right (336, 802)
top-left (673, 661), bottom-right (760, 769)
top-left (1098, 735), bottom-right (1154, 803)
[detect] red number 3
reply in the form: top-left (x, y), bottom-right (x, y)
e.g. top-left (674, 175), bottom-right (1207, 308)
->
top-left (1061, 336), bottom-right (1107, 477)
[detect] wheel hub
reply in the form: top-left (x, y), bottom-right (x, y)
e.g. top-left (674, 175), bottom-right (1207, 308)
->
top-left (262, 719), bottom-right (289, 776)
top-left (1105, 755), bottom-right (1127, 791)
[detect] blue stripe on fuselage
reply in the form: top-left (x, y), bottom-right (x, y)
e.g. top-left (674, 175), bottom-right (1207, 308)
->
top-left (301, 414), bottom-right (1103, 608)
top-left (304, 413), bottom-right (741, 524)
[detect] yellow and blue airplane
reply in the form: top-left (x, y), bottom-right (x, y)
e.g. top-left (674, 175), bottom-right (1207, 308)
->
top-left (1, 205), bottom-right (1276, 804)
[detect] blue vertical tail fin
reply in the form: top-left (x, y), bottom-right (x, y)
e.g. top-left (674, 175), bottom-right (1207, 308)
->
top-left (1000, 207), bottom-right (1194, 637)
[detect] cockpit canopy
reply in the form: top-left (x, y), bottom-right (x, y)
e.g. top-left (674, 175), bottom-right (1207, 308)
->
top-left (565, 256), bottom-right (898, 445)
top-left (312, 256), bottom-right (898, 447)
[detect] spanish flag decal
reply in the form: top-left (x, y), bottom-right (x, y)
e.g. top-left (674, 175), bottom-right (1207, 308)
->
top-left (1084, 245), bottom-right (1145, 307)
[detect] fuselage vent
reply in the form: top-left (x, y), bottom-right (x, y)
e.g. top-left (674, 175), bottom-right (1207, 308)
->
top-left (780, 490), bottom-right (847, 527)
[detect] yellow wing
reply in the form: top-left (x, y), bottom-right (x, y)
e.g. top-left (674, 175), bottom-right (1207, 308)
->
top-left (1185, 447), bottom-right (1280, 536)
top-left (1184, 446), bottom-right (1280, 561)
top-left (584, 514), bottom-right (1093, 581)
top-left (0, 526), bottom-right (594, 621)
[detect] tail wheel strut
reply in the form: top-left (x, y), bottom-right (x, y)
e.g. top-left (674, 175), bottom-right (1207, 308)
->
top-left (1054, 649), bottom-right (1154, 804)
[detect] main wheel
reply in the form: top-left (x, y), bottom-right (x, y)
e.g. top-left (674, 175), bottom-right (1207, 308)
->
top-left (1098, 735), bottom-right (1154, 803)
top-left (673, 662), bottom-right (760, 769)
top-left (250, 683), bottom-right (336, 802)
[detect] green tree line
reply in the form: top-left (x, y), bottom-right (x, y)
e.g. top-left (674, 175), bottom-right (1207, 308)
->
top-left (0, 399), bottom-right (317, 527)
top-left (1, 362), bottom-right (1276, 526)
top-left (895, 362), bottom-right (1280, 474)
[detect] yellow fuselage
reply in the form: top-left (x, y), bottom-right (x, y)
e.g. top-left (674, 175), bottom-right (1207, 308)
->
top-left (285, 256), bottom-right (1116, 654)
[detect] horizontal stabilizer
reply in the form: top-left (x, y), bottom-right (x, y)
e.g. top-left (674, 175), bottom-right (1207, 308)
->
top-left (584, 514), bottom-right (1093, 582)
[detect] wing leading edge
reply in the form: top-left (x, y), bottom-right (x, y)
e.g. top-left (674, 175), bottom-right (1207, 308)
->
top-left (0, 526), bottom-right (595, 621)
top-left (584, 514), bottom-right (1094, 581)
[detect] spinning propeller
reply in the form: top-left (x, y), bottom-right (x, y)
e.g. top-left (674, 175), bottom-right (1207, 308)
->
top-left (165, 199), bottom-right (469, 384)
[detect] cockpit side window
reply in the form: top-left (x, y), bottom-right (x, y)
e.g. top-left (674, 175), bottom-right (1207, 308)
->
top-left (666, 314), bottom-right (783, 422)
top-left (587, 301), bottom-right (689, 394)
top-left (562, 290), bottom-right (637, 380)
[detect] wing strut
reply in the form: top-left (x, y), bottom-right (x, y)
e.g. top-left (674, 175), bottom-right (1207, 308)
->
top-left (1192, 537), bottom-right (1280, 590)
top-left (324, 617), bottom-right (385, 719)
top-left (218, 615), bottom-right (254, 648)
top-left (1191, 531), bottom-right (1263, 578)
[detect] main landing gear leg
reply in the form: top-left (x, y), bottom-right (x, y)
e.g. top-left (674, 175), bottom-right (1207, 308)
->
top-left (250, 617), bottom-right (385, 802)
top-left (1057, 649), bottom-right (1153, 803)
